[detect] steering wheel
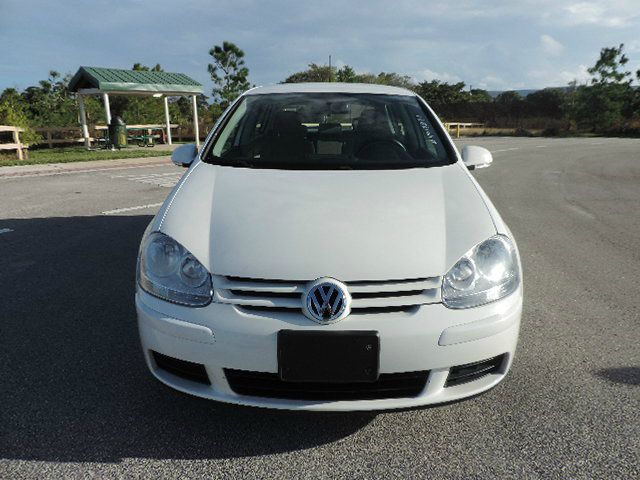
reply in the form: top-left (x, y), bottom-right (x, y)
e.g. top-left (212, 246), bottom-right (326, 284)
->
top-left (355, 138), bottom-right (408, 157)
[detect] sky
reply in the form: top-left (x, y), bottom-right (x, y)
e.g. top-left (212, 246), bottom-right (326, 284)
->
top-left (1, 0), bottom-right (639, 95)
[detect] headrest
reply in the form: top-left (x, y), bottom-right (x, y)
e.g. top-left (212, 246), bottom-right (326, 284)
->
top-left (273, 110), bottom-right (305, 134)
top-left (356, 109), bottom-right (388, 133)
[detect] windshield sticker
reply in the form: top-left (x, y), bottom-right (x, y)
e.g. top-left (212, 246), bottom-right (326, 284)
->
top-left (415, 114), bottom-right (438, 145)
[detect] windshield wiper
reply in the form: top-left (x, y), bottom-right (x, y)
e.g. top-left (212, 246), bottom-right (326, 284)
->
top-left (206, 155), bottom-right (256, 168)
top-left (234, 159), bottom-right (256, 168)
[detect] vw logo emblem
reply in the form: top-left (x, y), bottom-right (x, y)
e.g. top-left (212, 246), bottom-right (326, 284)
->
top-left (303, 278), bottom-right (351, 323)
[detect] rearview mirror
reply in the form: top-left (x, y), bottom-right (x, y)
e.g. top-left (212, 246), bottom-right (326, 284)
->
top-left (462, 145), bottom-right (493, 170)
top-left (330, 102), bottom-right (350, 114)
top-left (171, 144), bottom-right (198, 167)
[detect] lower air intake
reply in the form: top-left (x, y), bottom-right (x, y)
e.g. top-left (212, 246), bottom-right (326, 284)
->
top-left (224, 369), bottom-right (429, 401)
top-left (152, 351), bottom-right (211, 385)
top-left (445, 354), bottom-right (506, 387)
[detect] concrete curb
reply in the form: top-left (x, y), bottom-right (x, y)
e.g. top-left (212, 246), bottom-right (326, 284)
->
top-left (0, 156), bottom-right (173, 179)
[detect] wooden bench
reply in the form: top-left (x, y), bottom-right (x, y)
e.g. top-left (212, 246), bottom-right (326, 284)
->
top-left (0, 125), bottom-right (27, 160)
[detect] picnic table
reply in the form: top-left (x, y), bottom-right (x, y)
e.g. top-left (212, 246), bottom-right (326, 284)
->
top-left (94, 124), bottom-right (178, 147)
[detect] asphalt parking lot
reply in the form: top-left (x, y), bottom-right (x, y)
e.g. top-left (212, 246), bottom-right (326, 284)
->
top-left (0, 137), bottom-right (638, 478)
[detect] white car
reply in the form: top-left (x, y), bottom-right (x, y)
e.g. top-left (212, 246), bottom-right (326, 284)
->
top-left (136, 83), bottom-right (522, 411)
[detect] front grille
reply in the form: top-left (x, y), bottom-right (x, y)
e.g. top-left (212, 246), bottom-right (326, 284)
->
top-left (224, 369), bottom-right (429, 400)
top-left (445, 354), bottom-right (506, 387)
top-left (152, 351), bottom-right (211, 385)
top-left (214, 275), bottom-right (441, 316)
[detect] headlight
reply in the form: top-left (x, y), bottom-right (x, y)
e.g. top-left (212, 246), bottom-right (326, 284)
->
top-left (138, 232), bottom-right (212, 306)
top-left (442, 235), bottom-right (519, 309)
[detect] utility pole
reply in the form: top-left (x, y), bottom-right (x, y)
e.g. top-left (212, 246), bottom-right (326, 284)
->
top-left (329, 54), bottom-right (332, 82)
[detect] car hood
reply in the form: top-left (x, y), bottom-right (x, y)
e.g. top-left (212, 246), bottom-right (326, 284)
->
top-left (158, 162), bottom-right (496, 281)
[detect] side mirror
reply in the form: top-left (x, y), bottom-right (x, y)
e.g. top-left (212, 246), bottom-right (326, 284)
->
top-left (462, 145), bottom-right (493, 170)
top-left (171, 144), bottom-right (198, 167)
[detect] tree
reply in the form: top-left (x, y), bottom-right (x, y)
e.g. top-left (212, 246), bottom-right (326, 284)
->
top-left (468, 89), bottom-right (492, 103)
top-left (494, 90), bottom-right (522, 105)
top-left (571, 44), bottom-right (637, 130)
top-left (208, 41), bottom-right (251, 106)
top-left (414, 80), bottom-right (470, 104)
top-left (366, 72), bottom-right (414, 89)
top-left (0, 88), bottom-right (40, 145)
top-left (588, 44), bottom-right (631, 85)
top-left (284, 63), bottom-right (334, 83)
top-left (284, 64), bottom-right (414, 88)
top-left (526, 88), bottom-right (566, 118)
top-left (494, 91), bottom-right (525, 126)
top-left (335, 65), bottom-right (357, 83)
top-left (132, 63), bottom-right (163, 72)
top-left (21, 71), bottom-right (77, 127)
top-left (573, 86), bottom-right (623, 130)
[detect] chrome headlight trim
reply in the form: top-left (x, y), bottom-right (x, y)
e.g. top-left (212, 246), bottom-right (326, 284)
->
top-left (138, 232), bottom-right (213, 307)
top-left (442, 235), bottom-right (520, 309)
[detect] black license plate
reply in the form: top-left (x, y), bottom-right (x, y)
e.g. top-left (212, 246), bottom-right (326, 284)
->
top-left (278, 330), bottom-right (380, 383)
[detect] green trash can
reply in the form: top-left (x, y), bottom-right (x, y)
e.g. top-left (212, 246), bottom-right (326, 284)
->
top-left (108, 116), bottom-right (127, 149)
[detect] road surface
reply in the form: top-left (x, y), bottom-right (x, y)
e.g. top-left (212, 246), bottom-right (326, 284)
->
top-left (0, 137), bottom-right (638, 478)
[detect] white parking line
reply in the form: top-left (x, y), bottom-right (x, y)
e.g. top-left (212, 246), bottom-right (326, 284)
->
top-left (0, 228), bottom-right (14, 234)
top-left (109, 172), bottom-right (182, 188)
top-left (492, 147), bottom-right (520, 153)
top-left (536, 145), bottom-right (547, 148)
top-left (102, 203), bottom-right (163, 215)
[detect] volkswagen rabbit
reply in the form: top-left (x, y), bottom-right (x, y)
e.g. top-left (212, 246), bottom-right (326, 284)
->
top-left (136, 83), bottom-right (522, 411)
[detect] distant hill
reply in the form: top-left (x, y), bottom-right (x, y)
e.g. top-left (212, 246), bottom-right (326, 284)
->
top-left (487, 87), bottom-right (571, 98)
top-left (488, 89), bottom-right (536, 98)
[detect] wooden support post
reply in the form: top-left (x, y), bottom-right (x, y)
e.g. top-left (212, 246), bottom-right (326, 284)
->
top-left (12, 128), bottom-right (23, 160)
top-left (163, 96), bottom-right (172, 145)
top-left (192, 95), bottom-right (200, 147)
top-left (78, 94), bottom-right (91, 149)
top-left (46, 130), bottom-right (53, 148)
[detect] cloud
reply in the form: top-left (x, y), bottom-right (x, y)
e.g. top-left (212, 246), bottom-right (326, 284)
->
top-left (558, 64), bottom-right (591, 84)
top-left (415, 69), bottom-right (462, 84)
top-left (476, 75), bottom-right (525, 91)
top-left (562, 2), bottom-right (632, 27)
top-left (626, 41), bottom-right (640, 53)
top-left (1, 0), bottom-right (640, 92)
top-left (540, 35), bottom-right (564, 56)
top-left (527, 64), bottom-right (591, 87)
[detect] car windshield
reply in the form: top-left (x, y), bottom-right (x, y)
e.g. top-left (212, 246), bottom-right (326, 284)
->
top-left (203, 92), bottom-right (454, 170)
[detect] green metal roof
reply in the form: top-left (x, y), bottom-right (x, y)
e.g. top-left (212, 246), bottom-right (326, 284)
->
top-left (68, 66), bottom-right (203, 95)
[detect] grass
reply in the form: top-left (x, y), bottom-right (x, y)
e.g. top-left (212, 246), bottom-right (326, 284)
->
top-left (0, 147), bottom-right (172, 167)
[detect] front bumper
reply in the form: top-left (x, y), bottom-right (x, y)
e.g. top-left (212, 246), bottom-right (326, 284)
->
top-left (136, 287), bottom-right (522, 411)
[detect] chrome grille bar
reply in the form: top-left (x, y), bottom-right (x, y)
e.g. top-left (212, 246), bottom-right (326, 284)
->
top-left (213, 275), bottom-right (442, 314)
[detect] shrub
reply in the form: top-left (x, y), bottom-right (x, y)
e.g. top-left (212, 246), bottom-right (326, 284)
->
top-left (0, 89), bottom-right (41, 145)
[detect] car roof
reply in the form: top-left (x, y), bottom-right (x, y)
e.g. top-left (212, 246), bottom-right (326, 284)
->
top-left (244, 82), bottom-right (417, 96)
